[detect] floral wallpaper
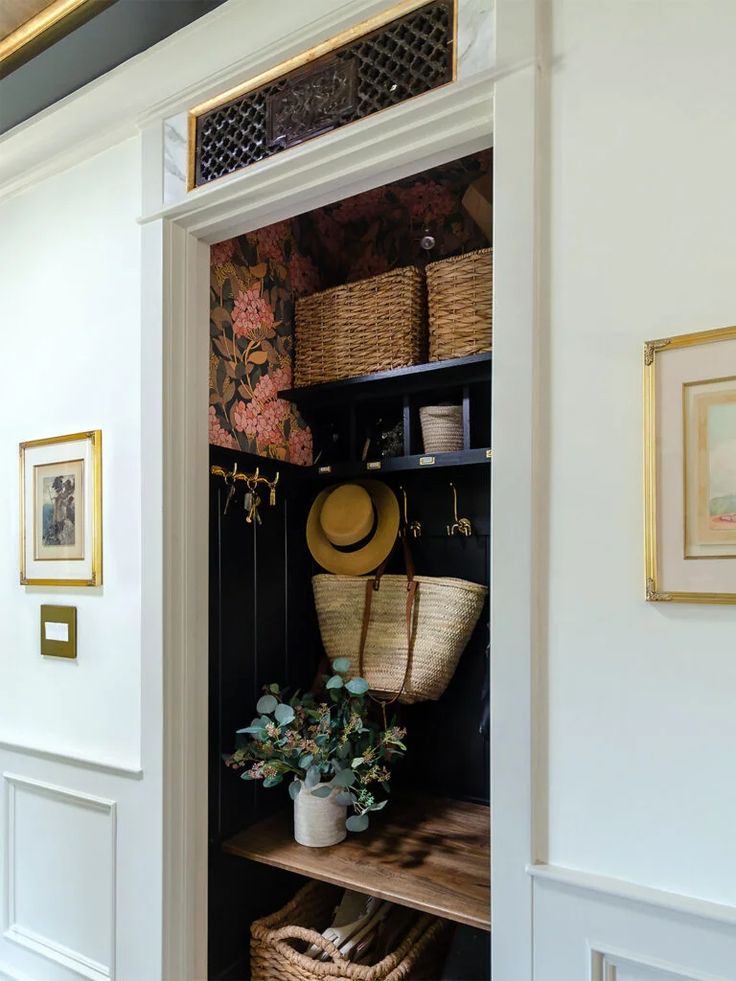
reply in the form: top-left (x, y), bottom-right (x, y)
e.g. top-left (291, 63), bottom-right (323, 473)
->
top-left (209, 150), bottom-right (491, 462)
top-left (209, 224), bottom-right (318, 464)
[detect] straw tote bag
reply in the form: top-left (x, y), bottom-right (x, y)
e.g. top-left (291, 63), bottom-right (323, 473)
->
top-left (312, 538), bottom-right (487, 704)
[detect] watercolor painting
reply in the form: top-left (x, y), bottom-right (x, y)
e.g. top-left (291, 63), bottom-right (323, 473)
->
top-left (33, 458), bottom-right (85, 561)
top-left (698, 388), bottom-right (736, 543)
top-left (42, 472), bottom-right (77, 546)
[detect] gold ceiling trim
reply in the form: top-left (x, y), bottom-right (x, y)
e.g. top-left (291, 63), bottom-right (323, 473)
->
top-left (0, 0), bottom-right (92, 65)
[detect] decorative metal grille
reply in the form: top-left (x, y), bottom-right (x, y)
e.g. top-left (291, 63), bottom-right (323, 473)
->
top-left (192, 0), bottom-right (454, 188)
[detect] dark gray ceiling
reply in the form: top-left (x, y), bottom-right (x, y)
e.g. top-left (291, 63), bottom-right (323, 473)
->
top-left (0, 0), bottom-right (227, 134)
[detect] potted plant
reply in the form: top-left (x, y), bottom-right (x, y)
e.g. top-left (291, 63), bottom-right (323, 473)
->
top-left (225, 658), bottom-right (407, 847)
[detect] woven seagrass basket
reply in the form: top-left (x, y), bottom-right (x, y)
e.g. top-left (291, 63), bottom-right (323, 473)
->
top-left (251, 880), bottom-right (451, 981)
top-left (312, 574), bottom-right (487, 704)
top-left (426, 247), bottom-right (492, 361)
top-left (294, 266), bottom-right (425, 387)
top-left (419, 405), bottom-right (464, 454)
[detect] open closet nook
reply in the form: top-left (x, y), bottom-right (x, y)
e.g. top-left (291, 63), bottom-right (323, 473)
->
top-left (208, 148), bottom-right (492, 980)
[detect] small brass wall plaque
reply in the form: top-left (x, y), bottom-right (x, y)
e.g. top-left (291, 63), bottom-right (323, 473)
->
top-left (40, 605), bottom-right (77, 658)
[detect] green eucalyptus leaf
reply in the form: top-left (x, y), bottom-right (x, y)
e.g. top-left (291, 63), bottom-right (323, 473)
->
top-left (288, 780), bottom-right (302, 800)
top-left (305, 765), bottom-right (321, 790)
top-left (310, 785), bottom-right (333, 798)
top-left (351, 757), bottom-right (364, 768)
top-left (241, 771), bottom-right (255, 781)
top-left (298, 753), bottom-right (313, 769)
top-left (274, 703), bottom-right (295, 725)
top-left (263, 775), bottom-right (283, 788)
top-left (334, 791), bottom-right (357, 807)
top-left (269, 683), bottom-right (280, 693)
top-left (371, 800), bottom-right (388, 811)
top-left (346, 813), bottom-right (370, 832)
top-left (256, 694), bottom-right (278, 714)
top-left (346, 677), bottom-right (369, 696)
top-left (326, 675), bottom-right (344, 689)
top-left (236, 726), bottom-right (263, 735)
top-left (332, 658), bottom-right (351, 674)
top-left (332, 769), bottom-right (356, 788)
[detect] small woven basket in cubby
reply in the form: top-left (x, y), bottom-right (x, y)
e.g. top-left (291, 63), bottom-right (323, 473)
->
top-left (419, 405), bottom-right (464, 454)
top-left (295, 266), bottom-right (425, 387)
top-left (250, 880), bottom-right (451, 980)
top-left (425, 247), bottom-right (492, 361)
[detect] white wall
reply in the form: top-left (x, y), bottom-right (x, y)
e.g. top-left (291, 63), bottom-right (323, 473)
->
top-left (0, 2), bottom-right (493, 978)
top-left (0, 141), bottom-right (162, 980)
top-left (0, 139), bottom-right (142, 766)
top-left (534, 0), bottom-right (736, 974)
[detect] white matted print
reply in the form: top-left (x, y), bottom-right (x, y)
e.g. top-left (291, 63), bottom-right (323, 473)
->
top-left (20, 431), bottom-right (102, 586)
top-left (645, 327), bottom-right (736, 602)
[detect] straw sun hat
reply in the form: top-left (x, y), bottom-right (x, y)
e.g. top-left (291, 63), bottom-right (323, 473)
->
top-left (306, 480), bottom-right (399, 575)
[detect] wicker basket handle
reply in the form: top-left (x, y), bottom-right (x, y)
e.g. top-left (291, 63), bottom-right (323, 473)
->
top-left (359, 534), bottom-right (417, 706)
top-left (270, 925), bottom-right (350, 965)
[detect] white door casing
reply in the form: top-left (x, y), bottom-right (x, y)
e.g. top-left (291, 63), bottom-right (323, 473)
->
top-left (142, 66), bottom-right (526, 979)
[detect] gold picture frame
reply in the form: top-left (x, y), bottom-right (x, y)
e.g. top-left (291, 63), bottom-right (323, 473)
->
top-left (644, 326), bottom-right (736, 603)
top-left (20, 431), bottom-right (103, 587)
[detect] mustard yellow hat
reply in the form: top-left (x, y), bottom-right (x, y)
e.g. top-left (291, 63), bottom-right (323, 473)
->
top-left (306, 480), bottom-right (400, 575)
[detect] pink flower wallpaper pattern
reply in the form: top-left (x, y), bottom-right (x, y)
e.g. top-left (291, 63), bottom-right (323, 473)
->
top-left (209, 150), bottom-right (491, 461)
top-left (209, 226), bottom-right (316, 464)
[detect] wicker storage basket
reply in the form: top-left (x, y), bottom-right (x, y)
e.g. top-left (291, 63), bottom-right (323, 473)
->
top-left (419, 405), bottom-right (464, 454)
top-left (251, 881), bottom-right (451, 981)
top-left (426, 248), bottom-right (492, 361)
top-left (295, 267), bottom-right (425, 387)
top-left (313, 574), bottom-right (487, 704)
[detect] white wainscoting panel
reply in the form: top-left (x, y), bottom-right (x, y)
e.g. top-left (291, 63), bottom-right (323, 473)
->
top-left (592, 947), bottom-right (730, 981)
top-left (533, 873), bottom-right (736, 981)
top-left (3, 774), bottom-right (116, 981)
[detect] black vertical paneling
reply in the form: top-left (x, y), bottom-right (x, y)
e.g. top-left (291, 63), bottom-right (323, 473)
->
top-left (208, 447), bottom-right (320, 979)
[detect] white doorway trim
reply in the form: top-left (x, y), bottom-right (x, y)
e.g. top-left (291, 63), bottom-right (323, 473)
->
top-left (142, 67), bottom-right (536, 979)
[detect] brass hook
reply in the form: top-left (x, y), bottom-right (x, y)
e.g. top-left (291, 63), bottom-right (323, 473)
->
top-left (398, 485), bottom-right (421, 539)
top-left (399, 485), bottom-right (409, 526)
top-left (447, 482), bottom-right (472, 537)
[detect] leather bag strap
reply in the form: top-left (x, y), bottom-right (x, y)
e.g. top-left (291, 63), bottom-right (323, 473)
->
top-left (357, 534), bottom-right (417, 706)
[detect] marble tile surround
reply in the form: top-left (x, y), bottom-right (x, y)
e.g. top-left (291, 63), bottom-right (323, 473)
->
top-left (163, 111), bottom-right (188, 205)
top-left (457, 0), bottom-right (494, 82)
top-left (161, 0), bottom-right (494, 207)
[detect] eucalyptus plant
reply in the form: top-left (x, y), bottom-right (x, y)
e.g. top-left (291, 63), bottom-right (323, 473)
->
top-left (225, 658), bottom-right (406, 832)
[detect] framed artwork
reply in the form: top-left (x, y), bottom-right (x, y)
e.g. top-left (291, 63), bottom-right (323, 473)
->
top-left (644, 326), bottom-right (736, 603)
top-left (20, 431), bottom-right (102, 586)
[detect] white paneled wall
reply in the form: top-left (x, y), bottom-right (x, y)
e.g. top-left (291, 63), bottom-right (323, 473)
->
top-left (533, 876), bottom-right (736, 981)
top-left (0, 140), bottom-right (161, 979)
top-left (4, 774), bottom-right (116, 980)
top-left (531, 0), bottom-right (736, 975)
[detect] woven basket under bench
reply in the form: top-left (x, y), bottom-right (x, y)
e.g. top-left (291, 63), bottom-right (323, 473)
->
top-left (426, 247), bottom-right (492, 361)
top-left (250, 880), bottom-right (451, 980)
top-left (294, 266), bottom-right (425, 387)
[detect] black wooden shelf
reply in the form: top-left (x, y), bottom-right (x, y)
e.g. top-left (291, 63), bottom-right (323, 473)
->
top-left (307, 447), bottom-right (492, 478)
top-left (280, 352), bottom-right (492, 407)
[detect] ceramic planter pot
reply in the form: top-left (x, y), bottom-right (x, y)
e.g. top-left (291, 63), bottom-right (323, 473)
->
top-left (293, 783), bottom-right (347, 847)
